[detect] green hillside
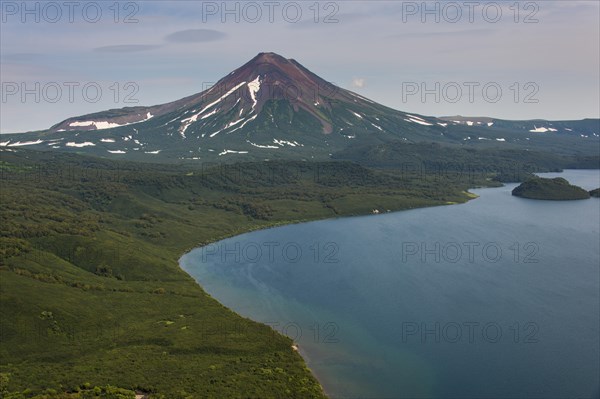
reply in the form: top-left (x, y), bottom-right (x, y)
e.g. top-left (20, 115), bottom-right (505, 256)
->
top-left (1, 149), bottom-right (498, 398)
top-left (512, 177), bottom-right (591, 200)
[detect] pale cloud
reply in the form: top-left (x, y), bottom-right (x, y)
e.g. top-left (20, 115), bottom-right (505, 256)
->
top-left (352, 78), bottom-right (366, 89)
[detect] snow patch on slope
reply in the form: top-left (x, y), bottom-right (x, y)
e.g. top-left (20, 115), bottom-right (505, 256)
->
top-left (370, 122), bottom-right (384, 131)
top-left (66, 142), bottom-right (95, 147)
top-left (201, 109), bottom-right (218, 120)
top-left (218, 149), bottom-right (249, 156)
top-left (274, 139), bottom-right (303, 147)
top-left (529, 126), bottom-right (556, 133)
top-left (224, 118), bottom-right (246, 129)
top-left (200, 81), bottom-right (247, 115)
top-left (247, 140), bottom-right (279, 149)
top-left (6, 140), bottom-right (44, 147)
top-left (70, 121), bottom-right (122, 130)
top-left (208, 129), bottom-right (224, 138)
top-left (248, 76), bottom-right (261, 111)
top-left (405, 118), bottom-right (433, 126)
top-left (179, 81), bottom-right (247, 137)
top-left (227, 115), bottom-right (258, 134)
top-left (68, 112), bottom-right (153, 131)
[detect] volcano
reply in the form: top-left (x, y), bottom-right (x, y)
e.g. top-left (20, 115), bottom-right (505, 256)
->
top-left (1, 52), bottom-right (598, 161)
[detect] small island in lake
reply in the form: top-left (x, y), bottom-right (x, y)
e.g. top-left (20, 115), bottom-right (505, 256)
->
top-left (590, 188), bottom-right (600, 197)
top-left (512, 177), bottom-right (591, 200)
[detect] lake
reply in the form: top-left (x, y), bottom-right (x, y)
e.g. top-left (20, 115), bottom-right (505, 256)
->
top-left (180, 169), bottom-right (600, 398)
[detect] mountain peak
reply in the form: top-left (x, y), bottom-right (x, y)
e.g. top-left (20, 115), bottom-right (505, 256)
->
top-left (251, 52), bottom-right (289, 64)
top-left (33, 53), bottom-right (445, 161)
top-left (240, 52), bottom-right (294, 75)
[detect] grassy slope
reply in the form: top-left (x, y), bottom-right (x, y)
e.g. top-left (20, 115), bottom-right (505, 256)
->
top-left (0, 150), bottom-right (494, 398)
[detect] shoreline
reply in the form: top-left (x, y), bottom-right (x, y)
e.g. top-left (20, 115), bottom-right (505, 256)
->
top-left (174, 169), bottom-right (598, 396)
top-left (175, 190), bottom-right (485, 397)
top-left (177, 188), bottom-right (484, 256)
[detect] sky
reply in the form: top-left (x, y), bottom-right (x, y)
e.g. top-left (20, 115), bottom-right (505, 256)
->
top-left (1, 0), bottom-right (599, 133)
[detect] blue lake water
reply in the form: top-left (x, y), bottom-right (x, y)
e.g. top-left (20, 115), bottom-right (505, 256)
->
top-left (180, 170), bottom-right (600, 398)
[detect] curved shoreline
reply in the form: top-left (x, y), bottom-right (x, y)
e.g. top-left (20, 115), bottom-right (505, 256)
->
top-left (175, 191), bottom-right (483, 396)
top-left (177, 217), bottom-right (335, 396)
top-left (176, 171), bottom-right (600, 397)
top-left (177, 189), bottom-right (482, 256)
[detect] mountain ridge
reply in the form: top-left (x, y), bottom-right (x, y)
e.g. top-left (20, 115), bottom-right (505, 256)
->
top-left (1, 52), bottom-right (599, 162)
